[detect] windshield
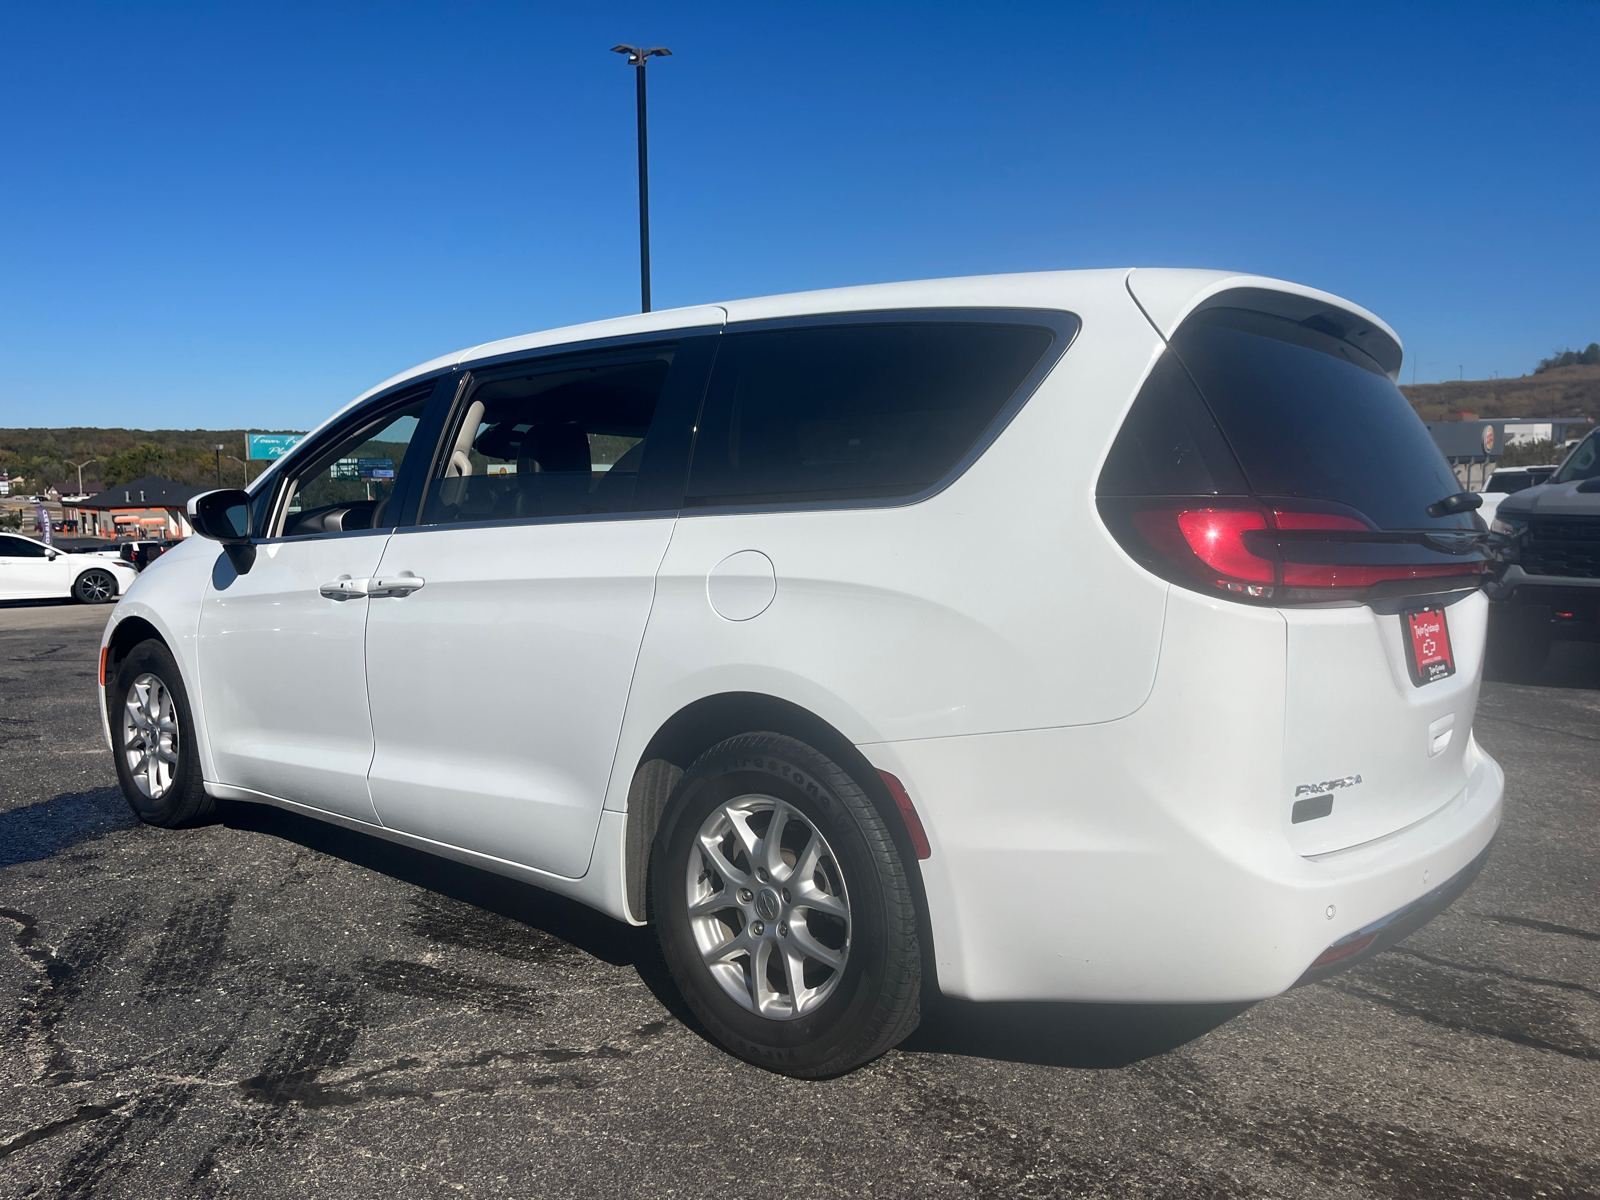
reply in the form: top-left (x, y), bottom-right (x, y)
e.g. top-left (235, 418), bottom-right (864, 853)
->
top-left (1552, 432), bottom-right (1600, 484)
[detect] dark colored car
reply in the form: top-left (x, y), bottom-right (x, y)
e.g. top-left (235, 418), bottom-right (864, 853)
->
top-left (119, 540), bottom-right (169, 570)
top-left (1486, 429), bottom-right (1600, 677)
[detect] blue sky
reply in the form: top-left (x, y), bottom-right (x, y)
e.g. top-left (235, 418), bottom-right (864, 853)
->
top-left (2, 2), bottom-right (1596, 430)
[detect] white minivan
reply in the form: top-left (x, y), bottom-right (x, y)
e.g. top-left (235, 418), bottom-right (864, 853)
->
top-left (100, 270), bottom-right (1503, 1076)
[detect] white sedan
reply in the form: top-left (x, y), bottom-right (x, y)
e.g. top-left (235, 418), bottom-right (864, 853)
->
top-left (0, 534), bottom-right (139, 602)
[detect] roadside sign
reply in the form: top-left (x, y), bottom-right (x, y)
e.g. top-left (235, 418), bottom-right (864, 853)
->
top-left (330, 458), bottom-right (360, 480)
top-left (247, 433), bottom-right (306, 460)
top-left (357, 457), bottom-right (394, 480)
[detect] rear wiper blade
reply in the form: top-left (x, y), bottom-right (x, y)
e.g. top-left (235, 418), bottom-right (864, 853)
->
top-left (1426, 491), bottom-right (1483, 518)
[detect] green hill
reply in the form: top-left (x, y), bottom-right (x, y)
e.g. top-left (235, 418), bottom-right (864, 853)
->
top-left (0, 427), bottom-right (280, 492)
top-left (1399, 364), bottom-right (1600, 423)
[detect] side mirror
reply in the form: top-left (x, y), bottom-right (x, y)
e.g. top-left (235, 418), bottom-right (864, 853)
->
top-left (46, 548), bottom-right (58, 560)
top-left (189, 489), bottom-right (256, 574)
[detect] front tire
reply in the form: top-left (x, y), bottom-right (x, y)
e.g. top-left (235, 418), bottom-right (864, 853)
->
top-left (652, 733), bottom-right (921, 1078)
top-left (74, 568), bottom-right (118, 604)
top-left (110, 639), bottom-right (214, 827)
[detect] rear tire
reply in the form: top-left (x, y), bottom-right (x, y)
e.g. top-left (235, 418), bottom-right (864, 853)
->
top-left (1487, 602), bottom-right (1552, 683)
top-left (652, 733), bottom-right (921, 1078)
top-left (110, 639), bottom-right (214, 827)
top-left (73, 568), bottom-right (118, 604)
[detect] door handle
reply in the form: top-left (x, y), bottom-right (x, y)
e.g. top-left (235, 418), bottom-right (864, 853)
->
top-left (319, 575), bottom-right (371, 601)
top-left (370, 573), bottom-right (425, 598)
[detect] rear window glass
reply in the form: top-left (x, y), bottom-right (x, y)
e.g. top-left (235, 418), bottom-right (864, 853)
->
top-left (1097, 351), bottom-right (1248, 497)
top-left (1170, 309), bottom-right (1468, 529)
top-left (685, 322), bottom-right (1056, 506)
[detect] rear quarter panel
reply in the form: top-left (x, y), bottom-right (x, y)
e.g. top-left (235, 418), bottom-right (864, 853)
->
top-left (606, 279), bottom-right (1172, 812)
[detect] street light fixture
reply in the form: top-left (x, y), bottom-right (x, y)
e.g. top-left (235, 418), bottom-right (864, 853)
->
top-left (226, 455), bottom-right (252, 487)
top-left (610, 43), bottom-right (672, 313)
top-left (212, 444), bottom-right (226, 487)
top-left (69, 458), bottom-right (98, 495)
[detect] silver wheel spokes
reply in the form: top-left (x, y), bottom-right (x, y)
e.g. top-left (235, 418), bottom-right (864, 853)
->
top-left (687, 795), bottom-right (851, 1020)
top-left (122, 672), bottom-right (179, 800)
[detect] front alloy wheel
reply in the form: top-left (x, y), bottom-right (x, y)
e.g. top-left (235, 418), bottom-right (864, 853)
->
top-left (74, 569), bottom-right (117, 604)
top-left (122, 672), bottom-right (180, 800)
top-left (110, 639), bottom-right (213, 827)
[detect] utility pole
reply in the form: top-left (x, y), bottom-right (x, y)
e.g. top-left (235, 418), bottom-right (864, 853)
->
top-left (611, 43), bottom-right (672, 312)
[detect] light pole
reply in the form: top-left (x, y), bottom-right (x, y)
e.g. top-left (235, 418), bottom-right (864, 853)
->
top-left (212, 444), bottom-right (225, 487)
top-left (610, 43), bottom-right (672, 313)
top-left (227, 455), bottom-right (252, 486)
top-left (69, 458), bottom-right (97, 495)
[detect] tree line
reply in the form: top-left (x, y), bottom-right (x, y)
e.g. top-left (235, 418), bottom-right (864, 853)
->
top-left (0, 429), bottom-right (266, 494)
top-left (1536, 343), bottom-right (1600, 373)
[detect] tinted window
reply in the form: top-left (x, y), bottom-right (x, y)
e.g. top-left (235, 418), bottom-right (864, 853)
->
top-left (1097, 351), bottom-right (1248, 497)
top-left (276, 388), bottom-right (432, 537)
top-left (0, 535), bottom-right (48, 558)
top-left (1553, 432), bottom-right (1600, 484)
top-left (1167, 309), bottom-right (1468, 529)
top-left (420, 352), bottom-right (673, 523)
top-left (685, 322), bottom-right (1056, 506)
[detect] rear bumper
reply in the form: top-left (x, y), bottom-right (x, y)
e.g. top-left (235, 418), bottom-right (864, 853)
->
top-left (862, 727), bottom-right (1503, 1004)
top-left (1292, 836), bottom-right (1494, 986)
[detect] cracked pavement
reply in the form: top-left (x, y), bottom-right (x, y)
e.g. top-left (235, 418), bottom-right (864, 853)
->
top-left (2, 599), bottom-right (1597, 1198)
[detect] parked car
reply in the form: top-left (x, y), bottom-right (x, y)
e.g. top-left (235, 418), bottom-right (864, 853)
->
top-left (1486, 427), bottom-right (1600, 678)
top-left (0, 533), bottom-right (139, 602)
top-left (98, 269), bottom-right (1504, 1076)
top-left (124, 540), bottom-right (172, 570)
top-left (1477, 464), bottom-right (1557, 522)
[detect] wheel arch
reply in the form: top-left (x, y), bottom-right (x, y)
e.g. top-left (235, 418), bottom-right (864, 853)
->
top-left (105, 615), bottom-right (165, 685)
top-left (622, 691), bottom-right (937, 989)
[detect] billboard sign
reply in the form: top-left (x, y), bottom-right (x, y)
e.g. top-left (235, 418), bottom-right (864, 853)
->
top-left (247, 433), bottom-right (306, 460)
top-left (357, 457), bottom-right (394, 480)
top-left (330, 458), bottom-right (360, 480)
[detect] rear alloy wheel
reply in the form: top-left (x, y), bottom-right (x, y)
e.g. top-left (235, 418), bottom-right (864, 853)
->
top-left (653, 733), bottom-right (921, 1078)
top-left (110, 639), bottom-right (214, 827)
top-left (74, 569), bottom-right (118, 604)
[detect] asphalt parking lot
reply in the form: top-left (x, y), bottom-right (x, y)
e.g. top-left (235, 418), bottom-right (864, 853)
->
top-left (2, 599), bottom-right (1597, 1199)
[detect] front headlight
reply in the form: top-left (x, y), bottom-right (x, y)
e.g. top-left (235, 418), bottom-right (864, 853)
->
top-left (1490, 517), bottom-right (1526, 536)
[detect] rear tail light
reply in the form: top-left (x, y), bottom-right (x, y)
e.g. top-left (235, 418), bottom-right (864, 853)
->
top-left (1104, 499), bottom-right (1486, 604)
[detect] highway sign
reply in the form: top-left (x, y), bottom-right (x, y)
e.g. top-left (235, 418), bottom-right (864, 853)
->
top-left (247, 433), bottom-right (306, 460)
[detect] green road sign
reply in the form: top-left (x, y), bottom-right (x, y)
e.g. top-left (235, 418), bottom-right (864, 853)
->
top-left (247, 433), bottom-right (306, 460)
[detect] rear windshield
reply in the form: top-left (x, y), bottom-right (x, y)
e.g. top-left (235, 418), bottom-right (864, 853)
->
top-left (1107, 310), bottom-right (1465, 531)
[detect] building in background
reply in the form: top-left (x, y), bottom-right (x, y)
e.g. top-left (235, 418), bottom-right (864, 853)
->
top-left (1426, 418), bottom-right (1592, 491)
top-left (64, 475), bottom-right (202, 541)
